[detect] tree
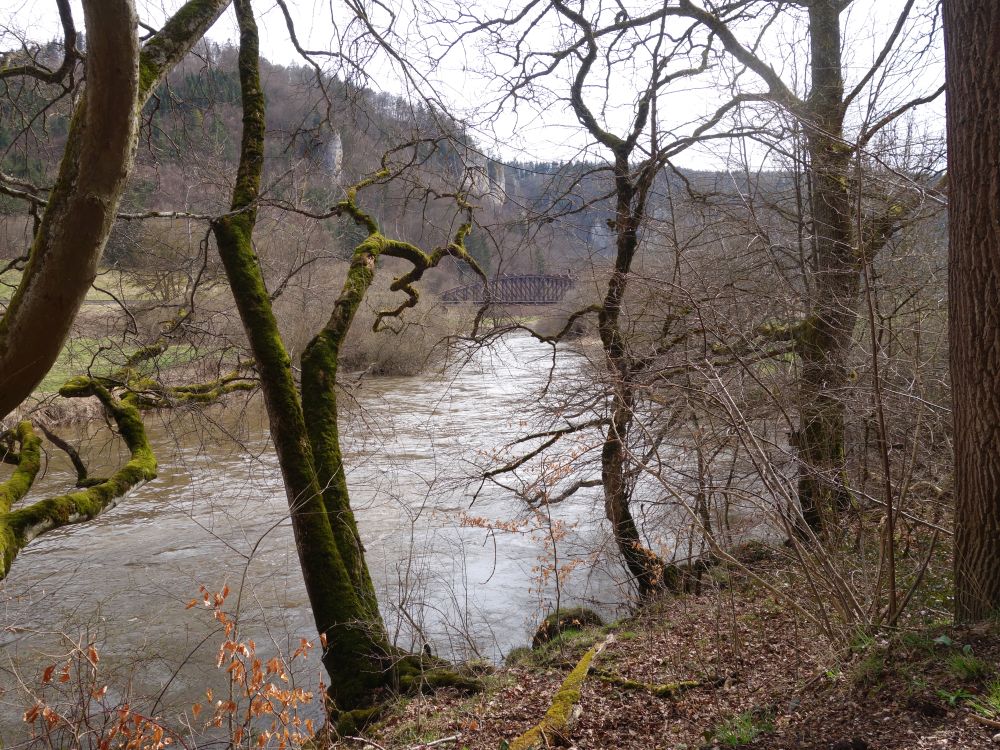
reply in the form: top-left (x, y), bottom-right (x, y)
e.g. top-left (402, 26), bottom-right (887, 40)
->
top-left (945, 0), bottom-right (1000, 622)
top-left (2, 0), bottom-right (484, 725)
top-left (0, 0), bottom-right (231, 577)
top-left (0, 0), bottom-right (230, 419)
top-left (210, 0), bottom-right (484, 726)
top-left (657, 0), bottom-right (945, 535)
top-left (445, 0), bottom-right (944, 617)
top-left (453, 0), bottom-right (753, 597)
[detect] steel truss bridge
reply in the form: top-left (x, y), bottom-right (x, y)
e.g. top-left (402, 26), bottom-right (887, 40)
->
top-left (440, 274), bottom-right (576, 305)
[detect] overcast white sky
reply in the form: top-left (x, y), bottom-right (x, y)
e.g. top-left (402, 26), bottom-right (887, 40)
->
top-left (3, 0), bottom-right (945, 169)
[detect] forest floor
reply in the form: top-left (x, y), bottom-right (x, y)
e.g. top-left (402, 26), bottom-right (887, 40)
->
top-left (341, 545), bottom-right (1000, 750)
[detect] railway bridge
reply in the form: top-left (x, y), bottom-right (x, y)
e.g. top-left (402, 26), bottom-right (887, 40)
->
top-left (440, 274), bottom-right (576, 305)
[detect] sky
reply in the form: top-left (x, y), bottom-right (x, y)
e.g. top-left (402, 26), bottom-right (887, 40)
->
top-left (2, 0), bottom-right (946, 169)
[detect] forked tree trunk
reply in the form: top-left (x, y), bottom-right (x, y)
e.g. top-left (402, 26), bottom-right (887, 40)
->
top-left (944, 0), bottom-right (1000, 622)
top-left (213, 4), bottom-right (479, 721)
top-left (211, 0), bottom-right (392, 712)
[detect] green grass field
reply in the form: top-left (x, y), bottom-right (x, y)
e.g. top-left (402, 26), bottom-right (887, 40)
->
top-left (1, 267), bottom-right (152, 303)
top-left (3, 267), bottom-right (198, 393)
top-left (36, 337), bottom-right (199, 393)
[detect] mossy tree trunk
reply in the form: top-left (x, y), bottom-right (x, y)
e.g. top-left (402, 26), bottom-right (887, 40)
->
top-left (794, 1), bottom-right (855, 533)
top-left (212, 2), bottom-right (484, 716)
top-left (300, 228), bottom-right (388, 623)
top-left (680, 0), bottom-right (934, 537)
top-left (210, 0), bottom-right (392, 712)
top-left (694, 0), bottom-right (858, 535)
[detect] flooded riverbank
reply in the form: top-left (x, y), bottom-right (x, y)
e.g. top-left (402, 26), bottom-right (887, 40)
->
top-left (0, 334), bottom-right (626, 736)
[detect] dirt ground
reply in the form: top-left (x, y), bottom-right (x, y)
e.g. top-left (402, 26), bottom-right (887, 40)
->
top-left (345, 553), bottom-right (1000, 750)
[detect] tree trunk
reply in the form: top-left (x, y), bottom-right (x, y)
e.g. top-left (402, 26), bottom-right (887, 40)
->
top-left (945, 0), bottom-right (1000, 622)
top-left (0, 0), bottom-right (230, 419)
top-left (0, 1), bottom-right (139, 419)
top-left (602, 390), bottom-right (674, 596)
top-left (212, 0), bottom-right (393, 711)
top-left (597, 154), bottom-right (675, 598)
top-left (795, 0), bottom-right (856, 534)
top-left (301, 240), bottom-right (386, 624)
top-left (213, 7), bottom-right (482, 719)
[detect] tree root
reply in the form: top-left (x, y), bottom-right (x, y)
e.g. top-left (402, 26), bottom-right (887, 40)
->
top-left (333, 653), bottom-right (484, 736)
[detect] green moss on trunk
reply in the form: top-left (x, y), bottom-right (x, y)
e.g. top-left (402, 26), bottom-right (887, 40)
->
top-left (138, 0), bottom-right (230, 100)
top-left (792, 2), bottom-right (859, 536)
top-left (211, 1), bottom-right (396, 712)
top-left (213, 142), bottom-right (389, 716)
top-left (301, 239), bottom-right (384, 621)
top-left (0, 379), bottom-right (156, 581)
top-left (509, 641), bottom-right (603, 750)
top-left (0, 422), bottom-right (41, 513)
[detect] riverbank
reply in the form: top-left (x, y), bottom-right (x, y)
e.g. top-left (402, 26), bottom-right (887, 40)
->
top-left (1, 332), bottom-right (627, 739)
top-left (342, 542), bottom-right (1000, 749)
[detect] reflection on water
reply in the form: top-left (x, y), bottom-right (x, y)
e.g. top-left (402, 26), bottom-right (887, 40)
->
top-left (0, 334), bottom-right (626, 734)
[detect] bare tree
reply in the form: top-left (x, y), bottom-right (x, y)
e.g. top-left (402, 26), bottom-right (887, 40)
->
top-left (445, 0), bottom-right (777, 597)
top-left (671, 0), bottom-right (944, 535)
top-left (209, 0), bottom-right (486, 728)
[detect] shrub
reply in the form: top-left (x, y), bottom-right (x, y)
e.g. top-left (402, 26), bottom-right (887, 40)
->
top-left (339, 291), bottom-right (473, 376)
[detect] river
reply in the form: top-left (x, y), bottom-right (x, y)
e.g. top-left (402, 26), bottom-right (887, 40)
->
top-left (0, 334), bottom-right (627, 736)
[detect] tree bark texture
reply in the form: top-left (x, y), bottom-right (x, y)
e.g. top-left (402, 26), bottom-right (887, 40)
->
top-left (945, 0), bottom-right (1000, 622)
top-left (595, 147), bottom-right (676, 597)
top-left (0, 0), bottom-right (139, 419)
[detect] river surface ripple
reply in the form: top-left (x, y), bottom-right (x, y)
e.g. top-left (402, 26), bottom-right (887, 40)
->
top-left (0, 334), bottom-right (625, 733)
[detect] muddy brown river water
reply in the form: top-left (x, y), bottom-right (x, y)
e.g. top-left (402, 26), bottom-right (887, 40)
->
top-left (0, 334), bottom-right (630, 738)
